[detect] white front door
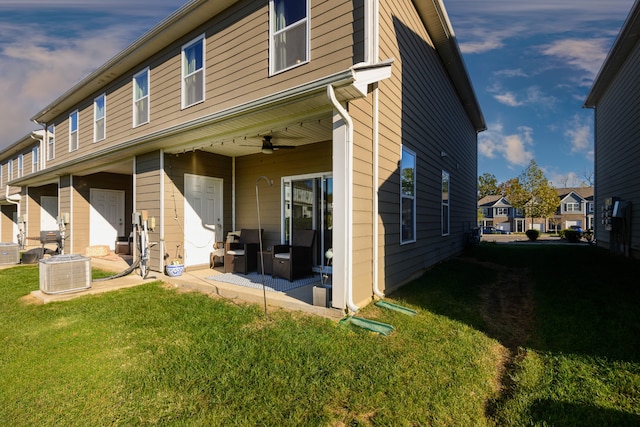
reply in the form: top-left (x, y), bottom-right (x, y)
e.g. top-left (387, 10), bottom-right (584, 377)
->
top-left (40, 196), bottom-right (58, 231)
top-left (90, 189), bottom-right (125, 249)
top-left (184, 174), bottom-right (223, 267)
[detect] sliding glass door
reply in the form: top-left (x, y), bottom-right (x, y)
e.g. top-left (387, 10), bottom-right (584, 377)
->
top-left (282, 173), bottom-right (332, 271)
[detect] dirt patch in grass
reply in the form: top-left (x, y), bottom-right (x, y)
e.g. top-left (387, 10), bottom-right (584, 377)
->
top-left (19, 294), bottom-right (44, 305)
top-left (463, 259), bottom-right (536, 419)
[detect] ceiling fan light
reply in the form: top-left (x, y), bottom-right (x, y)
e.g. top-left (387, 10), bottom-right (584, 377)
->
top-left (261, 147), bottom-right (273, 154)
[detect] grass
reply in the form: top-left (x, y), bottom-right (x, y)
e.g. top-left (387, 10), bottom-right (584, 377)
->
top-left (0, 244), bottom-right (638, 425)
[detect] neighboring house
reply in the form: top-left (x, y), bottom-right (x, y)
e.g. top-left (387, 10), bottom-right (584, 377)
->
top-left (478, 195), bottom-right (523, 233)
top-left (584, 0), bottom-right (640, 258)
top-left (478, 186), bottom-right (593, 234)
top-left (2, 0), bottom-right (485, 311)
top-left (551, 187), bottom-right (594, 232)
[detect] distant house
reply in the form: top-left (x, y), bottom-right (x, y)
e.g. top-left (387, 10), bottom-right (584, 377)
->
top-left (584, 0), bottom-right (640, 258)
top-left (478, 186), bottom-right (593, 233)
top-left (1, 0), bottom-right (485, 311)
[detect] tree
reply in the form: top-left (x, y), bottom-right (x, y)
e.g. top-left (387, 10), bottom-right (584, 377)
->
top-left (478, 173), bottom-right (499, 199)
top-left (506, 160), bottom-right (559, 229)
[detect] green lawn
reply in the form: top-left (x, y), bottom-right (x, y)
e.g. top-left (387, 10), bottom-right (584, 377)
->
top-left (0, 244), bottom-right (638, 426)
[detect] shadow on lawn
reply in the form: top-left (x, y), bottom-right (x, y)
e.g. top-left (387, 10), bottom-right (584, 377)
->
top-left (389, 244), bottom-right (640, 364)
top-left (530, 399), bottom-right (640, 426)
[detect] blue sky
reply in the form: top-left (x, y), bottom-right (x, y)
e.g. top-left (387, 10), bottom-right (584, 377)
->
top-left (0, 0), bottom-right (636, 187)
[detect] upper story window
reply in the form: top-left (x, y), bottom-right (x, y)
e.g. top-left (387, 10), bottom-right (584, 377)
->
top-left (182, 35), bottom-right (205, 108)
top-left (0, 164), bottom-right (3, 186)
top-left (69, 110), bottom-right (79, 151)
top-left (94, 94), bottom-right (106, 142)
top-left (564, 202), bottom-right (580, 212)
top-left (47, 125), bottom-right (55, 161)
top-left (401, 146), bottom-right (416, 243)
top-left (17, 154), bottom-right (23, 178)
top-left (495, 207), bottom-right (509, 216)
top-left (442, 171), bottom-right (450, 236)
top-left (133, 68), bottom-right (149, 127)
top-left (588, 202), bottom-right (594, 213)
top-left (270, 0), bottom-right (309, 75)
top-left (7, 160), bottom-right (12, 180)
top-left (32, 146), bottom-right (39, 173)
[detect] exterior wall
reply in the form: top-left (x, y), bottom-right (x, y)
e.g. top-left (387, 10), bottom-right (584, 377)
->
top-left (350, 96), bottom-right (375, 307)
top-left (24, 184), bottom-right (58, 247)
top-left (58, 175), bottom-right (74, 253)
top-left (42, 0), bottom-right (357, 172)
top-left (1, 204), bottom-right (17, 243)
top-left (233, 141), bottom-right (332, 251)
top-left (594, 35), bottom-right (640, 257)
top-left (136, 152), bottom-right (163, 271)
top-left (162, 151), bottom-right (233, 268)
top-left (377, 0), bottom-right (478, 292)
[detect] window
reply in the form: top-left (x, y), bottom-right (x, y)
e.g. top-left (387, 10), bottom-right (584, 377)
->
top-left (7, 160), bottom-right (13, 180)
top-left (17, 154), bottom-right (23, 178)
top-left (496, 207), bottom-right (508, 216)
top-left (400, 147), bottom-right (416, 243)
top-left (69, 110), bottom-right (78, 151)
top-left (133, 68), bottom-right (149, 126)
top-left (182, 35), bottom-right (205, 108)
top-left (47, 125), bottom-right (55, 160)
top-left (0, 164), bottom-right (2, 186)
top-left (94, 94), bottom-right (106, 141)
top-left (270, 0), bottom-right (309, 74)
top-left (32, 146), bottom-right (39, 173)
top-left (564, 202), bottom-right (580, 212)
top-left (442, 171), bottom-right (450, 236)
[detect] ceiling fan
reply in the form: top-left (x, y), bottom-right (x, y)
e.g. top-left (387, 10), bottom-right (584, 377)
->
top-left (253, 135), bottom-right (297, 154)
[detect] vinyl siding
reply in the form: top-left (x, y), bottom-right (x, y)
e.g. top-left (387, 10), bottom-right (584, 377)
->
top-left (0, 205), bottom-right (17, 243)
top-left (42, 0), bottom-right (356, 172)
top-left (24, 184), bottom-right (58, 245)
top-left (234, 141), bottom-right (332, 251)
top-left (162, 151), bottom-right (233, 268)
top-left (377, 0), bottom-right (478, 291)
top-left (136, 151), bottom-right (163, 271)
top-left (594, 35), bottom-right (640, 256)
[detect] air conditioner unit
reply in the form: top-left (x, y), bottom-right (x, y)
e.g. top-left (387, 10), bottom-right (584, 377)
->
top-left (39, 254), bottom-right (91, 294)
top-left (0, 243), bottom-right (19, 265)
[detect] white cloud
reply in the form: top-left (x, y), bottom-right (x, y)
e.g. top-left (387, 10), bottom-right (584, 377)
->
top-left (479, 122), bottom-right (534, 167)
top-left (489, 84), bottom-right (557, 108)
top-left (494, 68), bottom-right (528, 78)
top-left (564, 115), bottom-right (594, 159)
top-left (539, 38), bottom-right (612, 83)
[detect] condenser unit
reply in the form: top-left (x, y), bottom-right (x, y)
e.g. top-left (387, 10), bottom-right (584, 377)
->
top-left (0, 243), bottom-right (20, 265)
top-left (39, 254), bottom-right (91, 294)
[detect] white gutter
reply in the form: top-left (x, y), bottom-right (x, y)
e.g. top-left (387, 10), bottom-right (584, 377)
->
top-left (372, 83), bottom-right (383, 299)
top-left (327, 84), bottom-right (359, 313)
top-left (159, 150), bottom-right (165, 272)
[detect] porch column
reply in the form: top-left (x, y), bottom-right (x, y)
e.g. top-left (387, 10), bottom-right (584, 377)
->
top-left (332, 111), bottom-right (352, 311)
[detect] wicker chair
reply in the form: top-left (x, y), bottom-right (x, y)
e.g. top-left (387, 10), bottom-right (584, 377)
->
top-left (224, 229), bottom-right (262, 274)
top-left (272, 229), bottom-right (316, 282)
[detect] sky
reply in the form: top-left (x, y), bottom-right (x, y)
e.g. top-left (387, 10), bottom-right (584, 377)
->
top-left (0, 0), bottom-right (636, 188)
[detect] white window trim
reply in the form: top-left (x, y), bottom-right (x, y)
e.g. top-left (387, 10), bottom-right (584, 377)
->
top-left (181, 34), bottom-right (206, 109)
top-left (47, 125), bottom-right (55, 161)
top-left (32, 146), bottom-right (39, 173)
top-left (7, 160), bottom-right (13, 180)
top-left (17, 154), bottom-right (23, 178)
top-left (69, 110), bottom-right (79, 152)
top-left (94, 93), bottom-right (106, 142)
top-left (442, 170), bottom-right (450, 236)
top-left (269, 0), bottom-right (310, 76)
top-left (400, 146), bottom-right (416, 244)
top-left (133, 68), bottom-right (150, 127)
top-left (0, 164), bottom-right (3, 186)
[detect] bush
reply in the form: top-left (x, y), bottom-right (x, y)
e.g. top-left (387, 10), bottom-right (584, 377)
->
top-left (561, 229), bottom-right (581, 242)
top-left (525, 229), bottom-right (540, 241)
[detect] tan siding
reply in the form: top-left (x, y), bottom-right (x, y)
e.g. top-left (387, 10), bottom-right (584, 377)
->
top-left (162, 151), bottom-right (233, 268)
top-left (377, 0), bottom-right (479, 291)
top-left (234, 141), bottom-right (332, 250)
top-left (136, 152), bottom-right (163, 270)
top-left (42, 0), bottom-right (356, 172)
top-left (0, 205), bottom-right (17, 242)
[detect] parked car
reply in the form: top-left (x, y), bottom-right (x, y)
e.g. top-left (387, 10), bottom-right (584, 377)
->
top-left (569, 225), bottom-right (583, 236)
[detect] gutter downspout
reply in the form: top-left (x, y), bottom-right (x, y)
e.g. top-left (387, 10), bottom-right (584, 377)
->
top-left (327, 84), bottom-right (359, 313)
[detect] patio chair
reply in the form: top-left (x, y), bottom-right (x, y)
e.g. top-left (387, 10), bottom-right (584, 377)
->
top-left (224, 228), bottom-right (262, 274)
top-left (272, 229), bottom-right (316, 282)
